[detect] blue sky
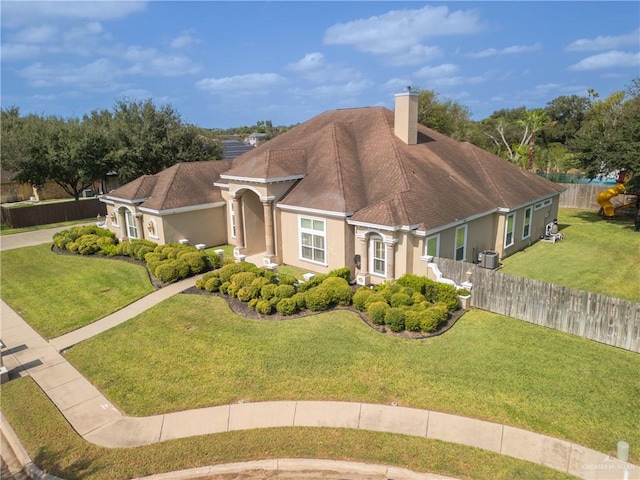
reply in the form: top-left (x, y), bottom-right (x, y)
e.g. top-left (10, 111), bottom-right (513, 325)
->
top-left (2, 1), bottom-right (639, 129)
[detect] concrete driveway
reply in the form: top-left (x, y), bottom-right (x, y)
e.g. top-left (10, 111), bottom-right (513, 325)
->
top-left (0, 225), bottom-right (86, 251)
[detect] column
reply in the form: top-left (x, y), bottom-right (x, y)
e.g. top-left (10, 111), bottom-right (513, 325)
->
top-left (117, 209), bottom-right (127, 240)
top-left (135, 213), bottom-right (144, 240)
top-left (384, 239), bottom-right (397, 281)
top-left (355, 234), bottom-right (368, 274)
top-left (232, 196), bottom-right (245, 255)
top-left (262, 200), bottom-right (275, 259)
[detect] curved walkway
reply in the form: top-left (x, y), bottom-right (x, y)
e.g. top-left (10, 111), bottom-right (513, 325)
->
top-left (0, 229), bottom-right (638, 480)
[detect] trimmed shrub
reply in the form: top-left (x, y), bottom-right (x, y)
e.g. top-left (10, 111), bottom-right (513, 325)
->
top-left (248, 298), bottom-right (260, 310)
top-left (256, 268), bottom-right (277, 282)
top-left (367, 301), bottom-right (390, 325)
top-left (67, 241), bottom-right (79, 253)
top-left (389, 292), bottom-right (412, 308)
top-left (291, 292), bottom-right (306, 311)
top-left (412, 292), bottom-right (427, 304)
top-left (437, 283), bottom-right (460, 311)
top-left (100, 244), bottom-right (119, 257)
top-left (396, 273), bottom-right (427, 294)
top-left (170, 259), bottom-right (190, 279)
top-left (206, 251), bottom-right (222, 269)
top-left (260, 284), bottom-right (278, 300)
top-left (320, 277), bottom-right (352, 306)
top-left (385, 308), bottom-right (406, 332)
top-left (154, 263), bottom-right (179, 283)
top-left (237, 285), bottom-right (259, 302)
top-left (404, 311), bottom-right (423, 332)
top-left (147, 260), bottom-right (163, 275)
top-left (144, 252), bottom-right (166, 264)
top-left (219, 281), bottom-right (231, 295)
top-left (181, 252), bottom-right (207, 274)
top-left (298, 274), bottom-right (328, 293)
top-left (364, 292), bottom-right (387, 310)
top-left (420, 307), bottom-right (448, 333)
top-left (352, 287), bottom-right (375, 312)
top-left (276, 297), bottom-right (299, 315)
top-left (269, 296), bottom-right (281, 307)
top-left (423, 279), bottom-right (439, 303)
top-left (218, 262), bottom-right (257, 283)
top-left (227, 282), bottom-right (241, 298)
top-left (230, 271), bottom-right (258, 288)
top-left (204, 277), bottom-right (222, 292)
top-left (275, 284), bottom-right (296, 299)
top-left (255, 300), bottom-right (273, 315)
top-left (328, 266), bottom-right (351, 282)
top-left (304, 288), bottom-right (331, 312)
top-left (251, 277), bottom-right (271, 291)
top-left (277, 273), bottom-right (298, 286)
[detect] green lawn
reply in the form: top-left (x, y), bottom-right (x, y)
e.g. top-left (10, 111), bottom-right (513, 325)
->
top-left (501, 208), bottom-right (640, 301)
top-left (0, 377), bottom-right (577, 480)
top-left (65, 295), bottom-right (640, 462)
top-left (0, 244), bottom-right (155, 338)
top-left (0, 217), bottom-right (95, 235)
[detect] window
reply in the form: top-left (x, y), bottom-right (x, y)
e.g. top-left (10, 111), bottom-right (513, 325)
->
top-left (522, 207), bottom-right (532, 239)
top-left (425, 235), bottom-right (439, 258)
top-left (125, 209), bottom-right (138, 238)
top-left (534, 199), bottom-right (552, 210)
top-left (299, 216), bottom-right (326, 264)
top-left (370, 235), bottom-right (386, 276)
top-left (504, 213), bottom-right (515, 248)
top-left (455, 225), bottom-right (466, 261)
top-left (229, 202), bottom-right (236, 238)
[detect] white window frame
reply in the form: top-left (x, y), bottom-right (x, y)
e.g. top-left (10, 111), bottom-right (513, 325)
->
top-left (522, 207), bottom-right (532, 240)
top-left (299, 216), bottom-right (327, 265)
top-left (534, 199), bottom-right (552, 210)
top-left (504, 213), bottom-right (516, 248)
top-left (454, 225), bottom-right (467, 261)
top-left (425, 234), bottom-right (440, 258)
top-left (125, 208), bottom-right (138, 239)
top-left (229, 202), bottom-right (236, 239)
top-left (146, 218), bottom-right (159, 240)
top-left (370, 235), bottom-right (386, 277)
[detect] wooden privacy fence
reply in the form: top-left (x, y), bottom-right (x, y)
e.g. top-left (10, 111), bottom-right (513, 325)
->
top-left (0, 199), bottom-right (106, 229)
top-left (558, 182), bottom-right (637, 210)
top-left (433, 257), bottom-right (640, 353)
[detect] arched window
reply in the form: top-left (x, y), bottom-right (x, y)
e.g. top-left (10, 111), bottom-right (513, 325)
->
top-left (369, 234), bottom-right (386, 277)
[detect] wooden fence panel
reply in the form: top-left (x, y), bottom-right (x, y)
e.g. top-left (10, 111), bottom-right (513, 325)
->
top-left (467, 266), bottom-right (640, 353)
top-left (0, 199), bottom-right (106, 228)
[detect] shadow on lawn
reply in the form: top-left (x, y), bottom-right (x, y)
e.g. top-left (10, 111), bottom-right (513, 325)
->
top-left (34, 445), bottom-right (98, 480)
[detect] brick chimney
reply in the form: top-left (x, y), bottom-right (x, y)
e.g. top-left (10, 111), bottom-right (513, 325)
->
top-left (394, 88), bottom-right (419, 145)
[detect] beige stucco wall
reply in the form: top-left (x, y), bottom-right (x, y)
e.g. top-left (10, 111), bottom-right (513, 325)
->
top-left (1, 182), bottom-right (33, 203)
top-left (159, 207), bottom-right (227, 247)
top-left (279, 210), bottom-right (352, 275)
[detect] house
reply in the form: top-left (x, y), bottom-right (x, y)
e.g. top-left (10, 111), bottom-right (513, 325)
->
top-left (222, 139), bottom-right (255, 160)
top-left (101, 91), bottom-right (564, 284)
top-left (245, 132), bottom-right (268, 147)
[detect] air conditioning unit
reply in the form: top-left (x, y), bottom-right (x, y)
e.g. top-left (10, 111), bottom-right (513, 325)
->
top-left (356, 274), bottom-right (370, 286)
top-left (82, 189), bottom-right (93, 198)
top-left (479, 250), bottom-right (498, 269)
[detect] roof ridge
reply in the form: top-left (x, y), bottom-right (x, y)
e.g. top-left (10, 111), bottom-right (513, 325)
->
top-left (380, 109), bottom-right (410, 192)
top-left (329, 122), bottom-right (349, 208)
top-left (156, 162), bottom-right (183, 211)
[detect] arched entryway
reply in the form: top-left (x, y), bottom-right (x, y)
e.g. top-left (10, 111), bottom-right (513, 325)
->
top-left (241, 190), bottom-right (266, 256)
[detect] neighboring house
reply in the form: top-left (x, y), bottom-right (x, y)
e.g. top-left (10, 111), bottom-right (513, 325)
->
top-left (245, 132), bottom-right (268, 147)
top-left (101, 160), bottom-right (232, 247)
top-left (101, 91), bottom-right (564, 284)
top-left (1, 170), bottom-right (32, 203)
top-left (222, 139), bottom-right (255, 160)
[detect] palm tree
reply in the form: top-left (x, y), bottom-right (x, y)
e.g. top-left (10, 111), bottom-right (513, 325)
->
top-left (520, 109), bottom-right (549, 171)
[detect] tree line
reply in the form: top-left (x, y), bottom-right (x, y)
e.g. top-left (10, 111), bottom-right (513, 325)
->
top-left (2, 77), bottom-right (639, 200)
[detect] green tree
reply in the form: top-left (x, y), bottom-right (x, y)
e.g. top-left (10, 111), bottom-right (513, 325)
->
top-left (520, 109), bottom-right (549, 170)
top-left (543, 94), bottom-right (590, 144)
top-left (416, 89), bottom-right (472, 141)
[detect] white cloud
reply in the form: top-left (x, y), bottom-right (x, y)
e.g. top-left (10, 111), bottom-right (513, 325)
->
top-left (566, 29), bottom-right (640, 51)
top-left (196, 73), bottom-right (287, 92)
top-left (307, 80), bottom-right (375, 98)
top-left (285, 52), bottom-right (361, 83)
top-left (120, 88), bottom-right (153, 100)
top-left (170, 31), bottom-right (200, 49)
top-left (2, 1), bottom-right (147, 28)
top-left (286, 52), bottom-right (326, 72)
top-left (122, 46), bottom-right (202, 76)
top-left (324, 5), bottom-right (483, 62)
top-left (10, 24), bottom-right (58, 44)
top-left (467, 43), bottom-right (542, 58)
top-left (413, 64), bottom-right (484, 88)
top-left (1, 44), bottom-right (42, 61)
top-left (386, 45), bottom-right (442, 67)
top-left (18, 58), bottom-right (120, 89)
top-left (568, 51), bottom-right (640, 71)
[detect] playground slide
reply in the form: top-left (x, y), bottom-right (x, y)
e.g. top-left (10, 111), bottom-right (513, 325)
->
top-left (596, 183), bottom-right (626, 217)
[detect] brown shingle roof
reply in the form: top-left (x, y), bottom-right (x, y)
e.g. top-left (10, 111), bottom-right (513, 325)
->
top-left (226, 106), bottom-right (564, 229)
top-left (107, 160), bottom-right (232, 211)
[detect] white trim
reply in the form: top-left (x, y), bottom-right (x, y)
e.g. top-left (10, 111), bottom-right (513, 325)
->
top-left (369, 234), bottom-right (387, 278)
top-left (454, 224), bottom-right (467, 261)
top-left (220, 174), bottom-right (305, 184)
top-left (138, 201), bottom-right (225, 216)
top-left (522, 206), bottom-right (533, 240)
top-left (425, 234), bottom-right (440, 258)
top-left (213, 182), bottom-right (229, 189)
top-left (504, 212), bottom-right (516, 248)
top-left (347, 219), bottom-right (400, 232)
top-left (413, 208), bottom-right (496, 237)
top-left (279, 203), bottom-right (352, 219)
top-left (105, 195), bottom-right (147, 204)
top-left (298, 215), bottom-right (328, 266)
top-left (534, 198), bottom-right (553, 210)
top-left (100, 198), bottom-right (115, 206)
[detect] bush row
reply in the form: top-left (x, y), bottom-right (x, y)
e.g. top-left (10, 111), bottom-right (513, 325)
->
top-left (195, 264), bottom-right (353, 316)
top-left (53, 226), bottom-right (221, 284)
